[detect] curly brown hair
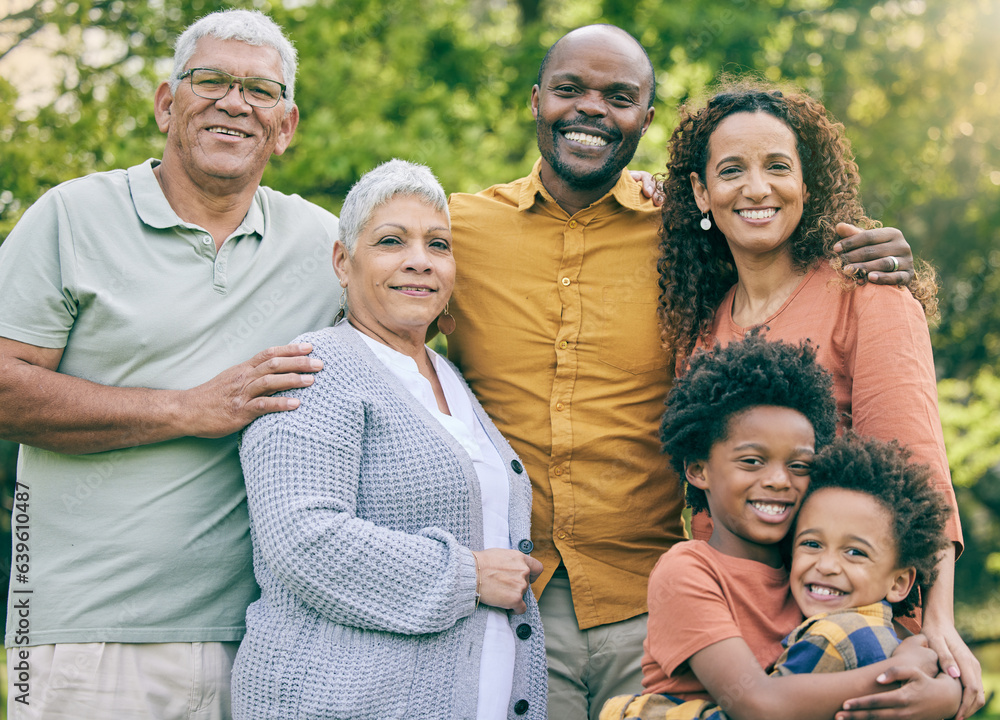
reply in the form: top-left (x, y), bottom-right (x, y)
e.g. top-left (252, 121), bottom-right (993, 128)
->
top-left (660, 331), bottom-right (838, 517)
top-left (803, 432), bottom-right (952, 618)
top-left (657, 77), bottom-right (937, 360)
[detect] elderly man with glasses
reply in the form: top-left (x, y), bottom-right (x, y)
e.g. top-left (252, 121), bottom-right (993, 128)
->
top-left (0, 10), bottom-right (340, 719)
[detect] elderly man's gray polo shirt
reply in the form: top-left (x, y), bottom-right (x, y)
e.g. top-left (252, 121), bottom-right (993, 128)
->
top-left (0, 159), bottom-right (340, 645)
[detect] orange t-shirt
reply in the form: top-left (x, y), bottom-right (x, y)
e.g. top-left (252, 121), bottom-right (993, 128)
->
top-left (690, 262), bottom-right (962, 551)
top-left (641, 540), bottom-right (803, 699)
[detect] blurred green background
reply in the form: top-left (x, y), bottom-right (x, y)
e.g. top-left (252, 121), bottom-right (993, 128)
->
top-left (1, 0), bottom-right (998, 715)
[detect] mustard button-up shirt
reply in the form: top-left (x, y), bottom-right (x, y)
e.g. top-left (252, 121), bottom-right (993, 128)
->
top-left (448, 160), bottom-right (685, 629)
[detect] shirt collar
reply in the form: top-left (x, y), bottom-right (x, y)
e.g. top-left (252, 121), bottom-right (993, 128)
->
top-left (127, 158), bottom-right (265, 238)
top-left (861, 600), bottom-right (896, 623)
top-left (809, 600), bottom-right (895, 624)
top-left (518, 157), bottom-right (649, 215)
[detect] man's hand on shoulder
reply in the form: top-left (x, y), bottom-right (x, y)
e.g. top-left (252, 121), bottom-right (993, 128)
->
top-left (0, 338), bottom-right (325, 454)
top-left (183, 343), bottom-right (323, 438)
top-left (630, 171), bottom-right (665, 207)
top-left (833, 223), bottom-right (914, 285)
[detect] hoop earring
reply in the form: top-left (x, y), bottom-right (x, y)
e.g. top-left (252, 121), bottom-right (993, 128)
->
top-left (699, 212), bottom-right (712, 231)
top-left (436, 303), bottom-right (456, 336)
top-left (334, 288), bottom-right (346, 323)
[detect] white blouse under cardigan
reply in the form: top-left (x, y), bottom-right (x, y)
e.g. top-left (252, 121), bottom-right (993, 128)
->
top-left (354, 328), bottom-right (516, 719)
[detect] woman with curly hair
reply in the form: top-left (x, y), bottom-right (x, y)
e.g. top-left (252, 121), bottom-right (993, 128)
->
top-left (656, 78), bottom-right (980, 715)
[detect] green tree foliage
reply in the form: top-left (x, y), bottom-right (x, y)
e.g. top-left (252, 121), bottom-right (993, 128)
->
top-left (1, 0), bottom-right (998, 636)
top-left (940, 368), bottom-right (1000, 597)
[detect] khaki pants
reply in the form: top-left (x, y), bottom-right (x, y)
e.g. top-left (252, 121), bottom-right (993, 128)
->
top-left (6, 642), bottom-right (238, 720)
top-left (540, 570), bottom-right (649, 720)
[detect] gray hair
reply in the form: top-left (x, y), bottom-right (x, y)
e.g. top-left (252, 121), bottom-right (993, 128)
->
top-left (339, 160), bottom-right (450, 254)
top-left (168, 9), bottom-right (297, 111)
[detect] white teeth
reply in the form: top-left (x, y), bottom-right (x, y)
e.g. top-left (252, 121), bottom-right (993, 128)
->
top-left (208, 127), bottom-right (248, 138)
top-left (750, 501), bottom-right (786, 516)
top-left (808, 584), bottom-right (846, 596)
top-left (738, 208), bottom-right (777, 220)
top-left (564, 131), bottom-right (608, 147)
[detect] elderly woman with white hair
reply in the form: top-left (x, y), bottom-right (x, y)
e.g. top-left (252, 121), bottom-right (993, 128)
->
top-left (233, 159), bottom-right (547, 719)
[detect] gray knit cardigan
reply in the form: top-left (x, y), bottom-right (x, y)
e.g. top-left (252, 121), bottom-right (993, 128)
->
top-left (233, 323), bottom-right (547, 720)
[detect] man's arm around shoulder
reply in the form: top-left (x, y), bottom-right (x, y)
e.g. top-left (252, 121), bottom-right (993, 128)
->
top-left (0, 336), bottom-right (322, 455)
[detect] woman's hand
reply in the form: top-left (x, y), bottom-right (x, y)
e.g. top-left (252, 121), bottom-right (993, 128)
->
top-left (473, 549), bottom-right (543, 615)
top-left (836, 665), bottom-right (962, 720)
top-left (922, 619), bottom-right (985, 720)
top-left (920, 545), bottom-right (985, 719)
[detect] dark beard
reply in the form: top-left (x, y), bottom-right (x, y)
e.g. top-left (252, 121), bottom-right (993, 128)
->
top-left (537, 117), bottom-right (641, 190)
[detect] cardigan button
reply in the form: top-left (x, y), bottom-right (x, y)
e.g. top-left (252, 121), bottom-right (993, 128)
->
top-left (514, 699), bottom-right (529, 715)
top-left (516, 623), bottom-right (532, 640)
top-left (511, 459), bottom-right (524, 474)
top-left (518, 539), bottom-right (533, 554)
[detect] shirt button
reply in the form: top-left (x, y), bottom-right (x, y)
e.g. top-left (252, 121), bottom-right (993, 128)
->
top-left (555, 402), bottom-right (564, 411)
top-left (561, 277), bottom-right (571, 286)
top-left (558, 340), bottom-right (568, 349)
top-left (518, 539), bottom-right (533, 554)
top-left (514, 699), bottom-right (530, 715)
top-left (557, 531), bottom-right (568, 540)
top-left (568, 220), bottom-right (577, 229)
top-left (516, 623), bottom-right (533, 640)
top-left (553, 467), bottom-right (563, 476)
top-left (201, 236), bottom-right (212, 245)
top-left (511, 460), bottom-right (524, 474)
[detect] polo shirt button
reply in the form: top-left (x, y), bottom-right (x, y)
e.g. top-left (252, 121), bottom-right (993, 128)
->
top-left (511, 460), bottom-right (523, 474)
top-left (201, 236), bottom-right (212, 245)
top-left (516, 623), bottom-right (532, 640)
top-left (555, 402), bottom-right (564, 411)
top-left (561, 277), bottom-right (571, 286)
top-left (553, 467), bottom-right (563, 476)
top-left (568, 220), bottom-right (577, 228)
top-left (514, 699), bottom-right (529, 715)
top-left (518, 539), bottom-right (533, 554)
top-left (559, 340), bottom-right (568, 349)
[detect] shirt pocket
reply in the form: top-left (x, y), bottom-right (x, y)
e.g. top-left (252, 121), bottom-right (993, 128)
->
top-left (597, 286), bottom-right (670, 374)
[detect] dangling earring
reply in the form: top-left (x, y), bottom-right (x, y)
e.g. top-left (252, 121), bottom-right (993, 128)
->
top-left (699, 212), bottom-right (712, 231)
top-left (436, 303), bottom-right (456, 336)
top-left (334, 287), bottom-right (347, 323)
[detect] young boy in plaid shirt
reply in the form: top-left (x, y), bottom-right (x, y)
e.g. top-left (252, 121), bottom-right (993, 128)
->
top-left (772, 432), bottom-right (951, 677)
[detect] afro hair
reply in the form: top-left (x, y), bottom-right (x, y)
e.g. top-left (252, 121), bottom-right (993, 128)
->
top-left (803, 432), bottom-right (952, 618)
top-left (661, 332), bottom-right (838, 517)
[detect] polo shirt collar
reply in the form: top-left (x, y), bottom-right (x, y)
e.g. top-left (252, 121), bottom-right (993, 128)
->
top-left (518, 157), bottom-right (647, 214)
top-left (127, 158), bottom-right (265, 238)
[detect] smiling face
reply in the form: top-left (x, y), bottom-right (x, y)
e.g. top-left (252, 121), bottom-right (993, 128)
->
top-left (154, 36), bottom-right (298, 194)
top-left (333, 195), bottom-right (455, 349)
top-left (791, 487), bottom-right (915, 618)
top-left (691, 112), bottom-right (808, 265)
top-left (687, 405), bottom-right (816, 566)
top-left (531, 27), bottom-right (654, 200)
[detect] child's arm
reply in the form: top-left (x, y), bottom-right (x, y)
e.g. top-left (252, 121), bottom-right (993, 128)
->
top-left (686, 636), bottom-right (956, 720)
top-left (836, 665), bottom-right (963, 720)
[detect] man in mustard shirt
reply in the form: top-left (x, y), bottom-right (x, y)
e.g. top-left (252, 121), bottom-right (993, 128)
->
top-left (446, 24), bottom-right (915, 720)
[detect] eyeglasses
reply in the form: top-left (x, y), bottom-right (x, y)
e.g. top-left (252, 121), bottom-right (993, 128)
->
top-left (179, 68), bottom-right (286, 109)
